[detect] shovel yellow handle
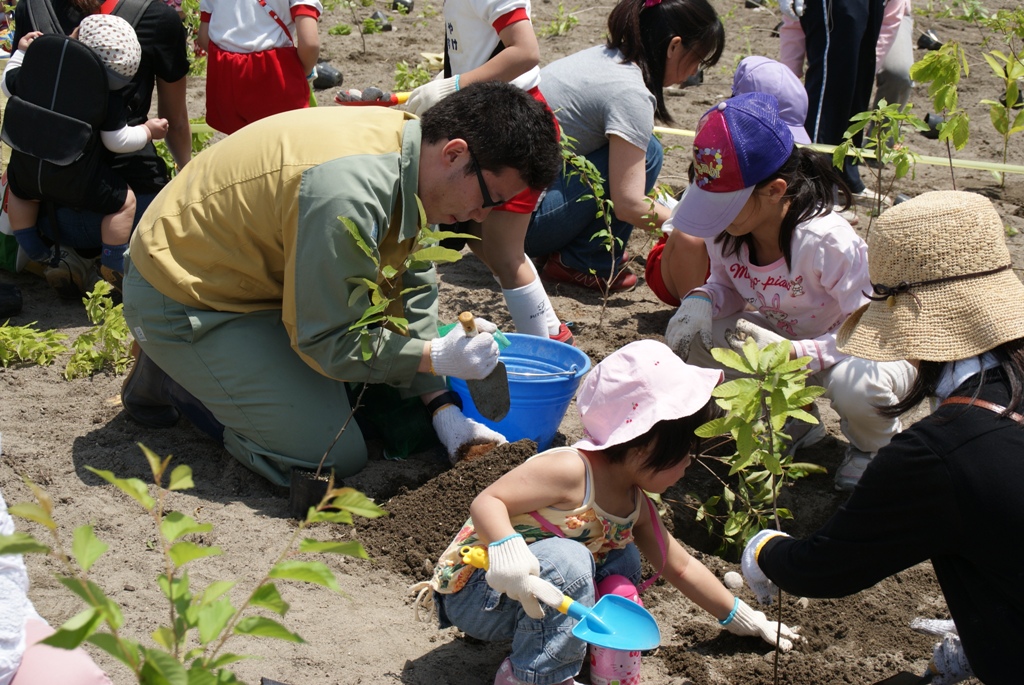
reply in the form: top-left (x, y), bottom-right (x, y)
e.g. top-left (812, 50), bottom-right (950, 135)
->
top-left (458, 311), bottom-right (478, 337)
top-left (460, 545), bottom-right (575, 616)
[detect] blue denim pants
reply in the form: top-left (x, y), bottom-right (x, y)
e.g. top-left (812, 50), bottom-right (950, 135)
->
top-left (436, 538), bottom-right (642, 685)
top-left (35, 193), bottom-right (157, 250)
top-left (524, 135), bottom-right (663, 276)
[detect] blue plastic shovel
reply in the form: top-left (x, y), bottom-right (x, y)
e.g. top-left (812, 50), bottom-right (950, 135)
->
top-left (460, 546), bottom-right (661, 651)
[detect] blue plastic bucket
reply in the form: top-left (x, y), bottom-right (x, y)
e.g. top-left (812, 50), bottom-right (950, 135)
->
top-left (449, 334), bottom-right (591, 451)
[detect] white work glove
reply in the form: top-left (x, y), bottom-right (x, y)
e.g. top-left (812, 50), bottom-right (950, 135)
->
top-left (779, 0), bottom-right (804, 22)
top-left (405, 75), bottom-right (458, 116)
top-left (430, 318), bottom-right (500, 380)
top-left (741, 529), bottom-right (789, 605)
top-left (431, 404), bottom-right (508, 464)
top-left (665, 294), bottom-right (713, 359)
top-left (721, 598), bottom-right (801, 652)
top-left (930, 632), bottom-right (974, 685)
top-left (486, 534), bottom-right (544, 619)
top-left (306, 64), bottom-right (318, 84)
top-left (726, 318), bottom-right (786, 353)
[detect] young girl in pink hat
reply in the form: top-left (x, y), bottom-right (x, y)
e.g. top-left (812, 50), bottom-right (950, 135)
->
top-left (663, 92), bottom-right (916, 491)
top-left (412, 339), bottom-right (798, 685)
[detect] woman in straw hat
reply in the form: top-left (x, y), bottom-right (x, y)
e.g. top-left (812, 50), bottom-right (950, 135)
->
top-left (740, 190), bottom-right (1024, 684)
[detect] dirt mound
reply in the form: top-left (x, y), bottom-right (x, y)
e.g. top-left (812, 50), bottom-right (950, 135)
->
top-left (358, 439), bottom-right (536, 579)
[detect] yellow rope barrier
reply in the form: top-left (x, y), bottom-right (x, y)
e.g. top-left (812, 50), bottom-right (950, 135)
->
top-left (653, 125), bottom-right (1024, 176)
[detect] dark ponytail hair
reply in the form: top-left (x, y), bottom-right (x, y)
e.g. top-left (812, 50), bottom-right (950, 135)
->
top-left (607, 0), bottom-right (725, 123)
top-left (880, 338), bottom-right (1024, 419)
top-left (712, 147), bottom-right (851, 269)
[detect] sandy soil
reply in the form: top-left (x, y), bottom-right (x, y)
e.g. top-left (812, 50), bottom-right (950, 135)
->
top-left (2, 0), bottom-right (1021, 682)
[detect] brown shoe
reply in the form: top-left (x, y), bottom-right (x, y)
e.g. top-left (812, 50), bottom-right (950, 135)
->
top-left (44, 248), bottom-right (100, 300)
top-left (541, 252), bottom-right (637, 292)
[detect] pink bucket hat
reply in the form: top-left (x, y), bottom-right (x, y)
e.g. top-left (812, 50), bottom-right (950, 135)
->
top-left (573, 340), bottom-right (722, 451)
top-left (732, 56), bottom-right (811, 145)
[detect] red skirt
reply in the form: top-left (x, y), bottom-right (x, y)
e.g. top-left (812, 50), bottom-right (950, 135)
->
top-left (206, 42), bottom-right (310, 135)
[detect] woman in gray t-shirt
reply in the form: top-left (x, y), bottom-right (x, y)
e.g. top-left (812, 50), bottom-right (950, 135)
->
top-left (526, 0), bottom-right (723, 293)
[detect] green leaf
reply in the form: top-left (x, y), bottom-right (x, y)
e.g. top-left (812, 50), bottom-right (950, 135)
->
top-left (347, 284), bottom-right (370, 307)
top-left (8, 502), bottom-right (57, 530)
top-left (161, 511), bottom-right (213, 542)
top-left (325, 488), bottom-right (386, 519)
top-left (85, 467), bottom-right (155, 511)
top-left (168, 541), bottom-right (223, 567)
top-left (298, 538), bottom-right (370, 559)
top-left (140, 646), bottom-right (189, 685)
top-left (88, 633), bottom-right (140, 670)
top-left (710, 346), bottom-right (755, 374)
top-left (233, 616), bottom-right (306, 643)
top-left (197, 597), bottom-right (235, 645)
top-left (251, 582), bottom-right (290, 615)
top-left (741, 338), bottom-right (761, 372)
top-left (735, 423), bottom-right (756, 460)
top-left (763, 449), bottom-right (783, 476)
top-left (712, 377), bottom-right (760, 399)
top-left (151, 626), bottom-right (176, 651)
top-left (694, 416), bottom-right (731, 438)
top-left (204, 653), bottom-right (251, 670)
top-left (199, 580), bottom-right (236, 606)
top-left (788, 462), bottom-right (829, 477)
top-left (72, 525), bottom-right (108, 572)
top-left (407, 245), bottom-right (465, 264)
top-left (0, 532), bottom-right (51, 555)
top-left (41, 608), bottom-right (104, 650)
top-left (268, 560), bottom-right (342, 592)
top-left (168, 465), bottom-right (195, 491)
top-left (340, 216), bottom-right (376, 263)
top-left (760, 340), bottom-right (791, 372)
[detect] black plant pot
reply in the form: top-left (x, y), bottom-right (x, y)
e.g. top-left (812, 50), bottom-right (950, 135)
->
top-left (288, 467), bottom-right (335, 520)
top-left (917, 29), bottom-right (942, 51)
top-left (921, 112), bottom-right (944, 140)
top-left (312, 61), bottom-right (343, 90)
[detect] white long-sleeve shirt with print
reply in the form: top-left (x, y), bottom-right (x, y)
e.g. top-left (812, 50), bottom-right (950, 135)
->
top-left (696, 211), bottom-right (870, 373)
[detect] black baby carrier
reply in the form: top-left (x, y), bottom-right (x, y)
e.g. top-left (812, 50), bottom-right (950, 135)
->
top-left (1, 33), bottom-right (110, 207)
top-left (0, 0), bottom-right (154, 210)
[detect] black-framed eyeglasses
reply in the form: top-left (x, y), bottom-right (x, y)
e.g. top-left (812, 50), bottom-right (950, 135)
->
top-left (468, 148), bottom-right (502, 209)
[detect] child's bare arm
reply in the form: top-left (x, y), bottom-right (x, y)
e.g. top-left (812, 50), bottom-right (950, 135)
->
top-left (197, 20), bottom-right (210, 51)
top-left (294, 14), bottom-right (320, 76)
top-left (145, 118), bottom-right (170, 141)
top-left (17, 31), bottom-right (43, 52)
top-left (633, 504), bottom-right (735, 618)
top-left (459, 20), bottom-right (538, 87)
top-left (469, 449), bottom-right (585, 543)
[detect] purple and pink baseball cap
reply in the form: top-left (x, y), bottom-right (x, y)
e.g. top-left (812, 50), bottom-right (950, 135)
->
top-left (732, 56), bottom-right (811, 144)
top-left (670, 92), bottom-right (794, 239)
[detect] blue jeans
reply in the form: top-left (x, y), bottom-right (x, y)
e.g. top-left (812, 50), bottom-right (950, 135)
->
top-left (525, 135), bottom-right (663, 275)
top-left (35, 193), bottom-right (157, 250)
top-left (436, 538), bottom-right (642, 685)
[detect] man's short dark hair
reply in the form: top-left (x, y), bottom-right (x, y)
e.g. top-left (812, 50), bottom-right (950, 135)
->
top-left (420, 81), bottom-right (561, 192)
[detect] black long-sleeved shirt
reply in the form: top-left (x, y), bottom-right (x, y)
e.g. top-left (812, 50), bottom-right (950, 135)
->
top-left (760, 370), bottom-right (1024, 685)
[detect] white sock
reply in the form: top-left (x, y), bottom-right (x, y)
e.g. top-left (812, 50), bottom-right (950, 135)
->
top-left (503, 270), bottom-right (559, 337)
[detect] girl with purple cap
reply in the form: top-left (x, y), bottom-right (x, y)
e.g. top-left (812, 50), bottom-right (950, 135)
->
top-left (412, 339), bottom-right (799, 685)
top-left (663, 91), bottom-right (916, 491)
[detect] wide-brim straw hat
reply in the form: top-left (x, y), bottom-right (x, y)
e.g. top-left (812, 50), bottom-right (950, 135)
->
top-left (837, 190), bottom-right (1024, 362)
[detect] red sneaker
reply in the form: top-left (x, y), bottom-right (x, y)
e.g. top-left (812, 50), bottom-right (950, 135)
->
top-left (550, 322), bottom-right (575, 346)
top-left (541, 253), bottom-right (637, 292)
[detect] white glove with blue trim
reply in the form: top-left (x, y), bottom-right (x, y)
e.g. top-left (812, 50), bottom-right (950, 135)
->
top-left (741, 529), bottom-right (789, 605)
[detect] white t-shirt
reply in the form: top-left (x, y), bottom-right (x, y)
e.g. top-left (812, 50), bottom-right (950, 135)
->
top-left (696, 211), bottom-right (870, 372)
top-left (201, 0), bottom-right (322, 53)
top-left (444, 0), bottom-right (540, 91)
top-left (539, 45), bottom-right (656, 155)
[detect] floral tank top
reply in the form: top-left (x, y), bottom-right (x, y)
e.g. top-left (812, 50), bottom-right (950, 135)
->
top-left (430, 448), bottom-right (643, 595)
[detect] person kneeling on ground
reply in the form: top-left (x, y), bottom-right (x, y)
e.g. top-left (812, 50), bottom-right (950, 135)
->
top-left (120, 81), bottom-right (562, 487)
top-left (411, 340), bottom-right (799, 685)
top-left (742, 191), bottom-right (1024, 685)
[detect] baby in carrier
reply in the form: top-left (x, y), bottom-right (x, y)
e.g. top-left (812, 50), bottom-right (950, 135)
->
top-left (1, 13), bottom-right (169, 291)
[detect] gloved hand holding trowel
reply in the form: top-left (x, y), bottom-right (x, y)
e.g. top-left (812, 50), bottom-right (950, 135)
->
top-left (426, 316), bottom-right (508, 463)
